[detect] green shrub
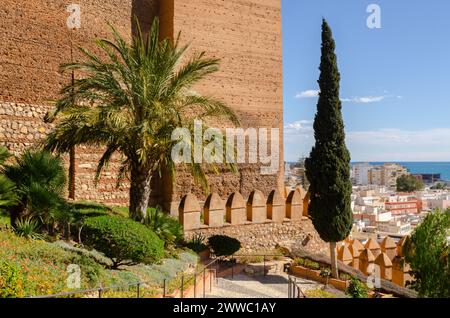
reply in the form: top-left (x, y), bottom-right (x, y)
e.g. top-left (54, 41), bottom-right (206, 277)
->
top-left (305, 288), bottom-right (338, 298)
top-left (0, 229), bottom-right (109, 296)
top-left (0, 175), bottom-right (17, 210)
top-left (144, 206), bottom-right (183, 245)
top-left (53, 240), bottom-right (113, 267)
top-left (4, 150), bottom-right (66, 230)
top-left (14, 217), bottom-right (44, 240)
top-left (346, 276), bottom-right (369, 298)
top-left (186, 233), bottom-right (209, 253)
top-left (0, 259), bottom-right (24, 298)
top-left (294, 257), bottom-right (321, 271)
top-left (82, 215), bottom-right (164, 268)
top-left (404, 209), bottom-right (450, 298)
top-left (208, 235), bottom-right (241, 257)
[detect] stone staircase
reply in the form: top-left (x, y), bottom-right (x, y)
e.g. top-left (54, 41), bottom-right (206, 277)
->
top-left (205, 273), bottom-right (321, 298)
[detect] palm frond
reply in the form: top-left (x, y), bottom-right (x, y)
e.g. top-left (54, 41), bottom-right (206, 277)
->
top-left (45, 17), bottom-right (241, 201)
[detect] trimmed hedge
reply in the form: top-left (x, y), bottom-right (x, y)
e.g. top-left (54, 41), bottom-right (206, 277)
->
top-left (208, 235), bottom-right (241, 257)
top-left (82, 215), bottom-right (164, 268)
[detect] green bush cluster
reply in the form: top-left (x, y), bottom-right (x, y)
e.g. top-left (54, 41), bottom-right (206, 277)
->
top-left (0, 259), bottom-right (24, 298)
top-left (346, 276), bottom-right (370, 298)
top-left (404, 209), bottom-right (450, 298)
top-left (81, 215), bottom-right (164, 268)
top-left (186, 233), bottom-right (209, 253)
top-left (294, 257), bottom-right (322, 271)
top-left (144, 206), bottom-right (184, 245)
top-left (208, 235), bottom-right (241, 257)
top-left (0, 230), bottom-right (105, 297)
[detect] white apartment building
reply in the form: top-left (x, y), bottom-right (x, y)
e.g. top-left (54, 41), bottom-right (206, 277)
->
top-left (428, 194), bottom-right (450, 211)
top-left (352, 163), bottom-right (371, 185)
top-left (368, 164), bottom-right (408, 189)
top-left (378, 220), bottom-right (412, 235)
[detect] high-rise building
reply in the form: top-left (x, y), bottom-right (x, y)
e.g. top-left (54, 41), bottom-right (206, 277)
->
top-left (352, 163), bottom-right (371, 185)
top-left (368, 164), bottom-right (408, 189)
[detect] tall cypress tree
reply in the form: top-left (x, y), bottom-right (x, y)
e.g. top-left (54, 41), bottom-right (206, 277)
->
top-left (305, 19), bottom-right (353, 278)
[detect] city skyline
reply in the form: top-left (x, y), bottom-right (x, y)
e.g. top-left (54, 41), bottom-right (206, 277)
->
top-left (282, 0), bottom-right (450, 162)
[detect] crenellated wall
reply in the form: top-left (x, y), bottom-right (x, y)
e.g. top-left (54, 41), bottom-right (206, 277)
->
top-left (338, 236), bottom-right (413, 288)
top-left (178, 188), bottom-right (328, 254)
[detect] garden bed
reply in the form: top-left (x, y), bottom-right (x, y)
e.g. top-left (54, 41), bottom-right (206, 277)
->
top-left (289, 265), bottom-right (349, 291)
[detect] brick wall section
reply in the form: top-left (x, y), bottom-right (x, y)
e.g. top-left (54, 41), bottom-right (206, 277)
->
top-left (164, 0), bottom-right (284, 204)
top-left (0, 0), bottom-right (158, 205)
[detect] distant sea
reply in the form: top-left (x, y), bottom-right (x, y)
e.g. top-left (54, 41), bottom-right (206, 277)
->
top-left (363, 162), bottom-right (450, 182)
top-left (288, 161), bottom-right (450, 181)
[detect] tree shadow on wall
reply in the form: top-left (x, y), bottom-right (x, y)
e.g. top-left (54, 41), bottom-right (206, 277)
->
top-left (131, 0), bottom-right (160, 37)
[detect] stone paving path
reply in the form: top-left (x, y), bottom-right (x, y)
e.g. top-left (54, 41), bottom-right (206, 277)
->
top-left (206, 272), bottom-right (322, 298)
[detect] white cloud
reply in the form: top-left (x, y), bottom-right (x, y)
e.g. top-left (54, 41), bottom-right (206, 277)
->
top-left (295, 90), bottom-right (320, 99)
top-left (284, 120), bottom-right (313, 135)
top-left (341, 96), bottom-right (385, 103)
top-left (284, 124), bottom-right (450, 162)
top-left (347, 128), bottom-right (450, 147)
top-left (294, 89), bottom-right (387, 104)
top-left (348, 128), bottom-right (450, 161)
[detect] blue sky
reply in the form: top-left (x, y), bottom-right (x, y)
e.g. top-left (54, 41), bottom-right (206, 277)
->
top-left (282, 0), bottom-right (450, 162)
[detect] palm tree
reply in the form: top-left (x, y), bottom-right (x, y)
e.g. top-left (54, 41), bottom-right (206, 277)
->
top-left (0, 146), bottom-right (17, 212)
top-left (44, 18), bottom-right (240, 221)
top-left (4, 150), bottom-right (66, 228)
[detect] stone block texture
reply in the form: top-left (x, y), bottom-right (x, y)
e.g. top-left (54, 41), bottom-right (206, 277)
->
top-left (161, 0), bottom-right (284, 207)
top-left (286, 190), bottom-right (303, 220)
top-left (267, 189), bottom-right (285, 223)
top-left (179, 193), bottom-right (202, 230)
top-left (226, 192), bottom-right (247, 225)
top-left (246, 190), bottom-right (267, 223)
top-left (203, 193), bottom-right (225, 227)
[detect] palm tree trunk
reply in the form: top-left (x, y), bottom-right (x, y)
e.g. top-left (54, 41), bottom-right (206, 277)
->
top-left (68, 146), bottom-right (76, 200)
top-left (330, 242), bottom-right (339, 279)
top-left (9, 205), bottom-right (25, 227)
top-left (129, 165), bottom-right (152, 221)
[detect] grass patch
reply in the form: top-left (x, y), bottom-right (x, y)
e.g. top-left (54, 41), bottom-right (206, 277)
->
top-left (235, 248), bottom-right (286, 264)
top-left (0, 229), bottom-right (105, 297)
top-left (305, 287), bottom-right (339, 298)
top-left (110, 206), bottom-right (129, 218)
top-left (0, 212), bottom-right (9, 229)
top-left (0, 200), bottom-right (197, 298)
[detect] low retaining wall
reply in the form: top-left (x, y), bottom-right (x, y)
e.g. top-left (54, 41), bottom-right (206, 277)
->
top-left (185, 218), bottom-right (328, 255)
top-left (289, 265), bottom-right (349, 291)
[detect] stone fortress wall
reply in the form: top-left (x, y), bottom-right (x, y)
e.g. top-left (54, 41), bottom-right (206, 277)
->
top-left (335, 236), bottom-right (413, 288)
top-left (179, 185), bottom-right (414, 289)
top-left (179, 187), bottom-right (328, 255)
top-left (0, 0), bottom-right (158, 205)
top-left (0, 0), bottom-right (284, 208)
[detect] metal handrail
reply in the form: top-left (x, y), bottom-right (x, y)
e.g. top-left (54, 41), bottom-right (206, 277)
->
top-left (29, 280), bottom-right (151, 299)
top-left (178, 257), bottom-right (220, 298)
top-left (288, 275), bottom-right (307, 298)
top-left (29, 257), bottom-right (221, 299)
